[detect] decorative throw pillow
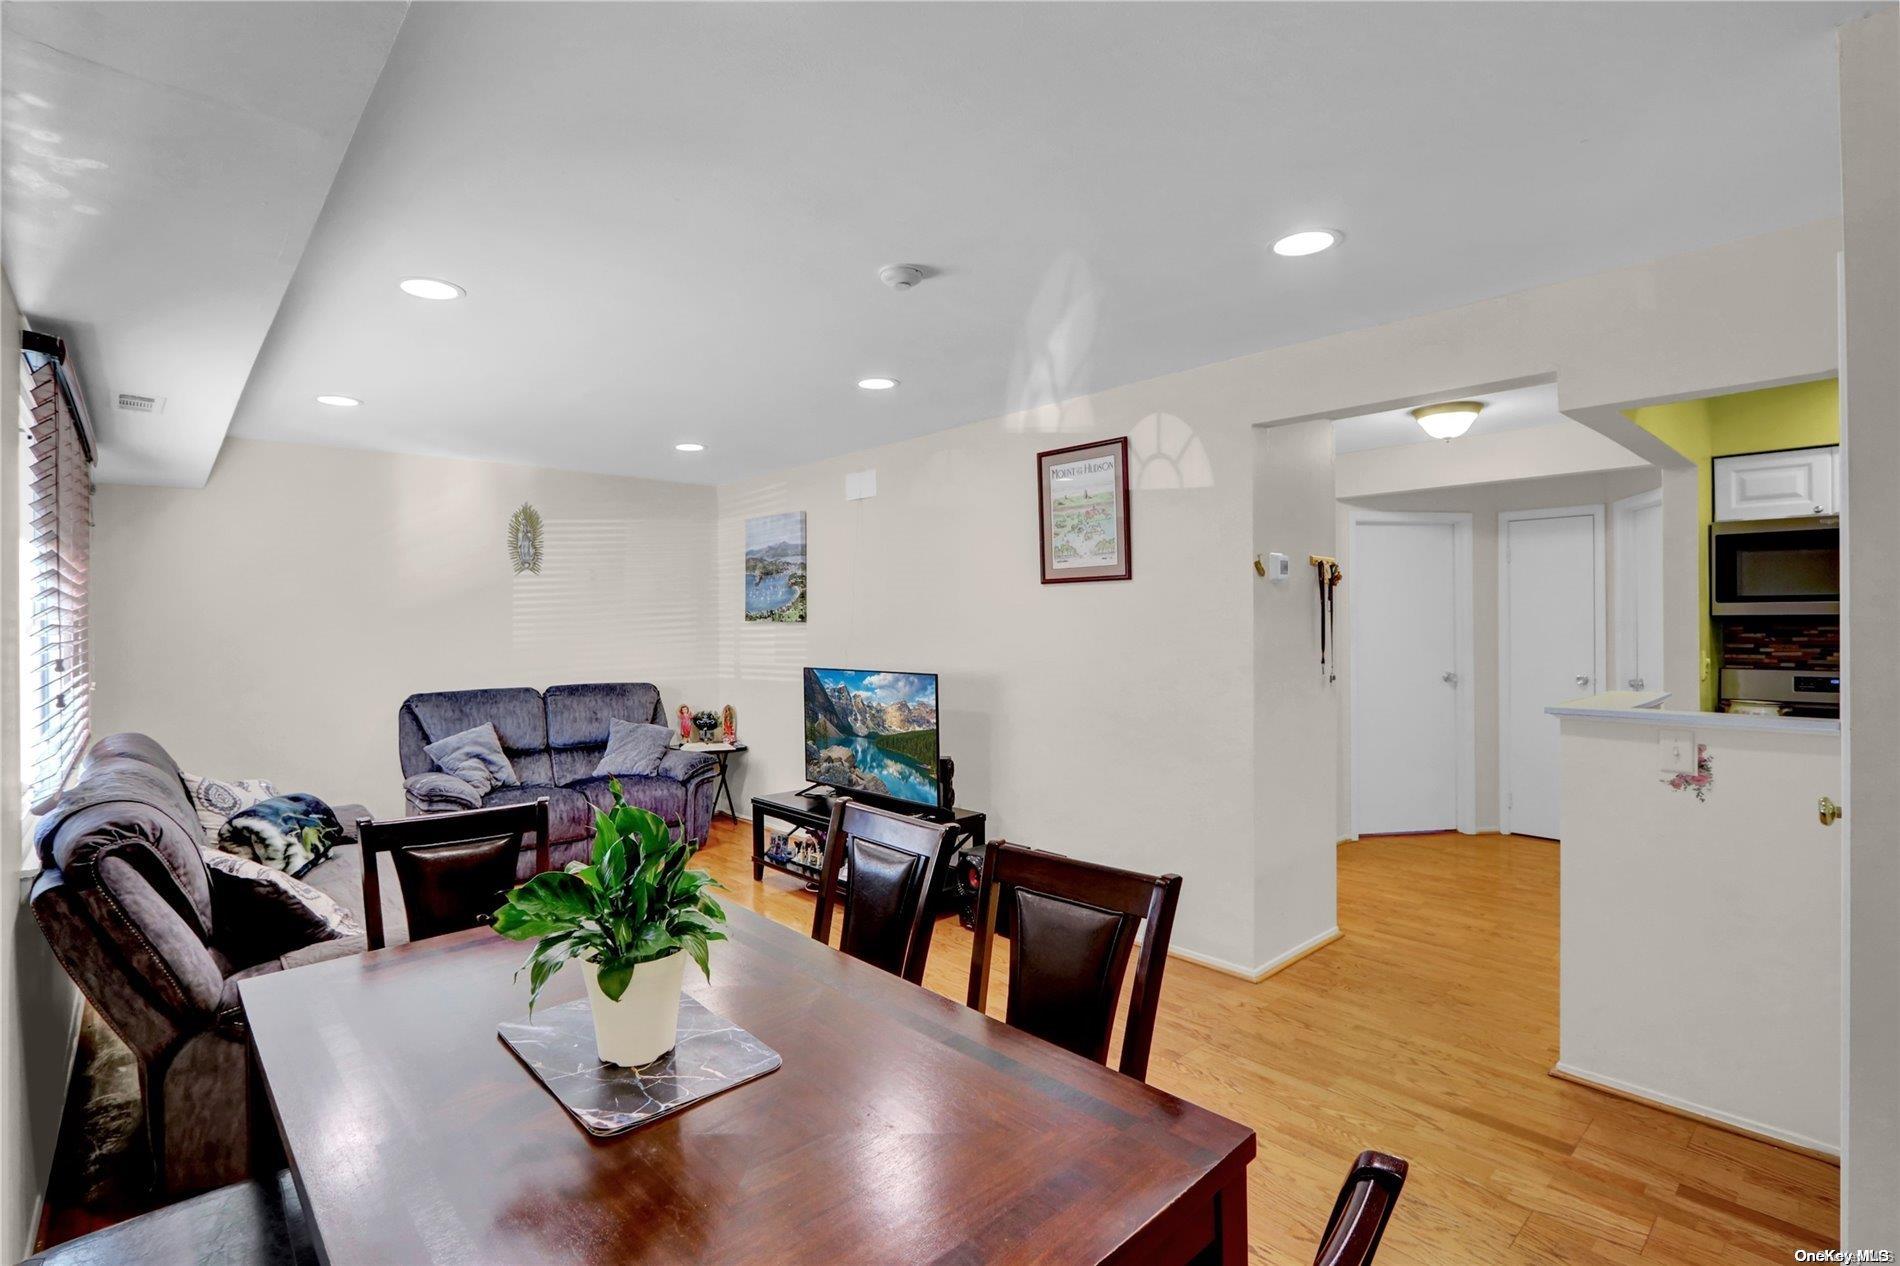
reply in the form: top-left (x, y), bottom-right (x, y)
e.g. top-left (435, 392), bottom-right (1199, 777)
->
top-left (424, 723), bottom-right (518, 798)
top-left (218, 792), bottom-right (344, 877)
top-left (594, 718), bottom-right (674, 778)
top-left (183, 773), bottom-right (278, 837)
top-left (199, 847), bottom-right (361, 941)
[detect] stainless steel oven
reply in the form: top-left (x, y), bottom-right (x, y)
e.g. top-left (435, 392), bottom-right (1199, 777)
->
top-left (1710, 516), bottom-right (1839, 617)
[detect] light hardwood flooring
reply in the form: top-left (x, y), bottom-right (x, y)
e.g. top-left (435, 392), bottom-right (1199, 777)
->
top-left (698, 823), bottom-right (1839, 1264)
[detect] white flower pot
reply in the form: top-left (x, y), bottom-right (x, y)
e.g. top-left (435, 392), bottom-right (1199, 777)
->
top-left (579, 952), bottom-right (686, 1067)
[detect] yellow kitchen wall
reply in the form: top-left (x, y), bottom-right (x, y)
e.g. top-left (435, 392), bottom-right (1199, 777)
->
top-left (1628, 378), bottom-right (1839, 708)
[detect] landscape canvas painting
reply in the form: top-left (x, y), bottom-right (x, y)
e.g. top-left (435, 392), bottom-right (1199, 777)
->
top-left (1038, 436), bottom-right (1132, 583)
top-left (744, 512), bottom-right (807, 622)
top-left (803, 668), bottom-right (940, 807)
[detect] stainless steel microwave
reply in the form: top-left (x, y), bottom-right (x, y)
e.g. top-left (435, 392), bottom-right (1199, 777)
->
top-left (1711, 516), bottom-right (1840, 616)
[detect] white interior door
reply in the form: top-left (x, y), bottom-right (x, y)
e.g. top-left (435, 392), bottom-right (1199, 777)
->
top-left (1351, 518), bottom-right (1461, 834)
top-left (1502, 507), bottom-right (1605, 840)
top-left (1613, 490), bottom-right (1665, 692)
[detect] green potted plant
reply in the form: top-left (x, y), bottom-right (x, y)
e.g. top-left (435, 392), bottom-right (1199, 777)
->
top-left (491, 780), bottom-right (727, 1066)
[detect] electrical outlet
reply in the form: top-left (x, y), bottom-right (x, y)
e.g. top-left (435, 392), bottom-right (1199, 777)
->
top-left (1659, 728), bottom-right (1696, 774)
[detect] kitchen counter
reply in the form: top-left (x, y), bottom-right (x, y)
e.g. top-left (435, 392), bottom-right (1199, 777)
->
top-left (1545, 690), bottom-right (1840, 735)
top-left (1551, 692), bottom-right (1841, 1154)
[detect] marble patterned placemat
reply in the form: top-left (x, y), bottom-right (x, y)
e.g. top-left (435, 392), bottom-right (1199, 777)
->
top-left (499, 995), bottom-right (781, 1137)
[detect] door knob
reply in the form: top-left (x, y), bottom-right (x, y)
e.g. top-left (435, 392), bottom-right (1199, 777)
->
top-left (1441, 671), bottom-right (1459, 686)
top-left (1819, 796), bottom-right (1843, 826)
top-left (1574, 674), bottom-right (1592, 688)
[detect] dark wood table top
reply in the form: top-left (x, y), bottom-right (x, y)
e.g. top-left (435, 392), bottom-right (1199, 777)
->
top-left (241, 904), bottom-right (1255, 1265)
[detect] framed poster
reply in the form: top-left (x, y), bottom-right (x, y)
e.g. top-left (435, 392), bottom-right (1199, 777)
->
top-left (1037, 436), bottom-right (1132, 583)
top-left (744, 511), bottom-right (807, 622)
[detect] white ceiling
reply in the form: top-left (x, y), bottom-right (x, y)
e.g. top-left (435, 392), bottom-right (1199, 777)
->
top-left (5, 2), bottom-right (1869, 487)
top-left (1332, 382), bottom-right (1570, 454)
top-left (1, 2), bottom-right (407, 485)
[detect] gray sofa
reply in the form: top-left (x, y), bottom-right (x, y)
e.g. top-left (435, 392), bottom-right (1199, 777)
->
top-left (29, 734), bottom-right (374, 1196)
top-left (398, 682), bottom-right (717, 871)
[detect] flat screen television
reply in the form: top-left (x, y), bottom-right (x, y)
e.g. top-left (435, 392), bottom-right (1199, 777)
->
top-left (803, 667), bottom-right (940, 807)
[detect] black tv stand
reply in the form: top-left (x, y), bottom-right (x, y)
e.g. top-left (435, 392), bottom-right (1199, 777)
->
top-left (750, 789), bottom-right (986, 913)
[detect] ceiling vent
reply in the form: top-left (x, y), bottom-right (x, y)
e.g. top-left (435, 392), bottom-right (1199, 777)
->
top-left (115, 393), bottom-right (165, 414)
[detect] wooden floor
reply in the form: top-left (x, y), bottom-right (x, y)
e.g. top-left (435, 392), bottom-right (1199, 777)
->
top-left (701, 823), bottom-right (1839, 1265)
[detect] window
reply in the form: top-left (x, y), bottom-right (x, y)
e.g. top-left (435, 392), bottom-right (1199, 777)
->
top-left (20, 343), bottom-right (93, 810)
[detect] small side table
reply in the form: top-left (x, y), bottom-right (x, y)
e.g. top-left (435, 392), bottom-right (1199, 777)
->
top-left (680, 741), bottom-right (747, 821)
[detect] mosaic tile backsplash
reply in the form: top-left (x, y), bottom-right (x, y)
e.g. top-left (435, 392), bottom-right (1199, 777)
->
top-left (1721, 619), bottom-right (1839, 671)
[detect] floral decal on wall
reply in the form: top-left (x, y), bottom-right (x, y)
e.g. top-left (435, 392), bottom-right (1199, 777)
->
top-left (1661, 744), bottom-right (1714, 802)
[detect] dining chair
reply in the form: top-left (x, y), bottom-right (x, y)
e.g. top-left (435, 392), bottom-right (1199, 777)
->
top-left (964, 841), bottom-right (1182, 1082)
top-left (356, 798), bottom-right (551, 950)
top-left (1313, 1151), bottom-right (1409, 1266)
top-left (811, 799), bottom-right (954, 984)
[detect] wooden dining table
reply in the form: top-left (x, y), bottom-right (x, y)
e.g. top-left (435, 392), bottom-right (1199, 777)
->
top-left (240, 903), bottom-right (1255, 1265)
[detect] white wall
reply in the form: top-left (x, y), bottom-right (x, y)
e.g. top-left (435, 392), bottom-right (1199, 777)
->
top-left (91, 438), bottom-right (720, 816)
top-left (1558, 714), bottom-right (1841, 1154)
top-left (1252, 420), bottom-right (1339, 970)
top-left (1333, 419), bottom-right (1648, 500)
top-left (1840, 4), bottom-right (1900, 1248)
top-left (1338, 468), bottom-right (1661, 834)
top-left (1, 273), bottom-right (81, 1260)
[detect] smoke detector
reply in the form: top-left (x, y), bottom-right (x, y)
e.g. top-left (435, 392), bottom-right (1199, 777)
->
top-left (878, 264), bottom-right (929, 291)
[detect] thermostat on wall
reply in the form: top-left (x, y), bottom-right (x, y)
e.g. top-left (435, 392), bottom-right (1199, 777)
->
top-left (1264, 552), bottom-right (1291, 582)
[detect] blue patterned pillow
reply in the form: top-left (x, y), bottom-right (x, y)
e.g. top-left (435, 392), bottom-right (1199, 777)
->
top-left (594, 718), bottom-right (673, 778)
top-left (424, 723), bottom-right (519, 797)
top-left (218, 793), bottom-right (344, 877)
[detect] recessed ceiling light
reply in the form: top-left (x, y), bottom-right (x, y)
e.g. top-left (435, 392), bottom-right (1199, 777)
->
top-left (857, 377), bottom-right (898, 391)
top-left (315, 394), bottom-right (361, 407)
top-left (1271, 229), bottom-right (1341, 257)
top-left (1411, 401), bottom-right (1484, 440)
top-left (675, 442), bottom-right (705, 453)
top-left (399, 277), bottom-right (465, 301)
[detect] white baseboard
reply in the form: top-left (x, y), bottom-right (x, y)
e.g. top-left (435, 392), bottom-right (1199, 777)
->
top-left (1551, 1060), bottom-right (1839, 1160)
top-left (1170, 926), bottom-right (1342, 984)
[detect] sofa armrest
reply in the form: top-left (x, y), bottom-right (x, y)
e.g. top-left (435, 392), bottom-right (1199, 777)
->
top-left (404, 771), bottom-right (482, 813)
top-left (659, 748), bottom-right (717, 784)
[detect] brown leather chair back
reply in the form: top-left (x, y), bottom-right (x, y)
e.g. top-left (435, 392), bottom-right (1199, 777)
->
top-left (1314, 1151), bottom-right (1409, 1266)
top-left (811, 800), bottom-right (953, 983)
top-left (964, 841), bottom-right (1181, 1082)
top-left (356, 799), bottom-right (551, 949)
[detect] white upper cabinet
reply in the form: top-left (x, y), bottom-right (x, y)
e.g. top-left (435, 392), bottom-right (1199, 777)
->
top-left (1713, 446), bottom-right (1839, 521)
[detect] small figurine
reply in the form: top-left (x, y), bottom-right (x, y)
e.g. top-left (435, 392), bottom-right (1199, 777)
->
top-left (721, 704), bottom-right (737, 744)
top-left (677, 704), bottom-right (693, 742)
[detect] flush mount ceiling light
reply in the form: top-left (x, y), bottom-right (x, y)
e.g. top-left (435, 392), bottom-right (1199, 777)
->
top-left (398, 277), bottom-right (465, 301)
top-left (857, 377), bottom-right (898, 390)
top-left (1412, 400), bottom-right (1484, 440)
top-left (674, 442), bottom-right (705, 452)
top-left (1271, 229), bottom-right (1341, 257)
top-left (315, 394), bottom-right (361, 407)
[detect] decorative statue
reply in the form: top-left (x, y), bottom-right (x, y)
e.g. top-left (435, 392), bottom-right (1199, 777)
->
top-left (721, 704), bottom-right (737, 743)
top-left (677, 705), bottom-right (693, 742)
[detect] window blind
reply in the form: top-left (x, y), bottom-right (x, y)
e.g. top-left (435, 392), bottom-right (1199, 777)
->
top-left (22, 349), bottom-right (94, 811)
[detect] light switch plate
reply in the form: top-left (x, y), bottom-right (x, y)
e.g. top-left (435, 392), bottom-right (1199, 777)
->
top-left (1659, 728), bottom-right (1695, 774)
